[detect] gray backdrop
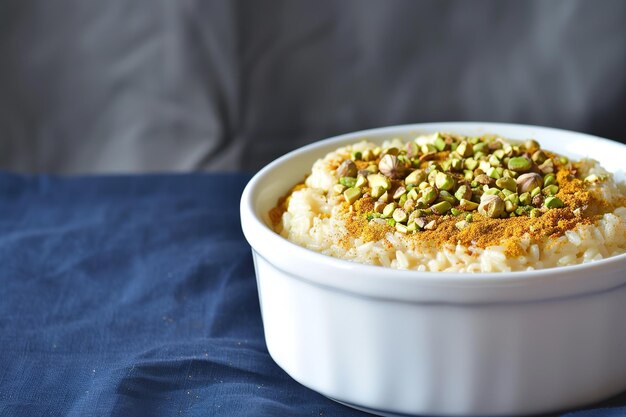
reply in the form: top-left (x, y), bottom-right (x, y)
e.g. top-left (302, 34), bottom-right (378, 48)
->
top-left (0, 0), bottom-right (624, 173)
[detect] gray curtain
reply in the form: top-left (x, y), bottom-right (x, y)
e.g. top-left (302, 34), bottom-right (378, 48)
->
top-left (0, 0), bottom-right (624, 173)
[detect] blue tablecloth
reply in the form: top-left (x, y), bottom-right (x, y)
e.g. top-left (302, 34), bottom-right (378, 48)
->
top-left (0, 172), bottom-right (624, 417)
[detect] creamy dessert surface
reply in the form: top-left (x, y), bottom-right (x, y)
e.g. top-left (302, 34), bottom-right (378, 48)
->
top-left (270, 133), bottom-right (626, 272)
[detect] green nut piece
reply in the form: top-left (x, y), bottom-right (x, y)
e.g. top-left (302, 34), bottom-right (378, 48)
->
top-left (362, 149), bottom-right (374, 162)
top-left (464, 158), bottom-right (479, 171)
top-left (450, 208), bottom-right (462, 216)
top-left (395, 223), bottom-right (408, 234)
top-left (505, 200), bottom-right (517, 213)
top-left (433, 133), bottom-right (447, 151)
top-left (486, 167), bottom-right (501, 179)
top-left (406, 222), bottom-right (417, 233)
top-left (496, 177), bottom-right (517, 192)
top-left (456, 141), bottom-right (473, 157)
top-left (525, 139), bottom-right (541, 154)
top-left (370, 186), bottom-right (385, 199)
top-left (343, 187), bottom-right (361, 204)
top-left (337, 159), bottom-right (358, 178)
top-left (531, 150), bottom-right (548, 164)
top-left (543, 173), bottom-right (556, 187)
top-left (351, 150), bottom-right (362, 161)
top-left (355, 174), bottom-right (367, 188)
top-left (393, 186), bottom-right (407, 200)
top-left (367, 174), bottom-right (391, 190)
top-left (450, 158), bottom-right (463, 171)
top-left (455, 185), bottom-right (472, 201)
top-left (530, 208), bottom-right (542, 218)
top-left (431, 201), bottom-right (452, 215)
top-left (382, 202), bottom-right (397, 218)
top-left (373, 201), bottom-right (386, 213)
top-left (544, 196), bottom-right (564, 209)
top-left (333, 184), bottom-right (346, 195)
top-left (379, 154), bottom-right (405, 178)
top-left (507, 156), bottom-right (532, 172)
top-left (424, 220), bottom-right (436, 230)
top-left (339, 176), bottom-right (356, 187)
top-left (473, 142), bottom-right (488, 154)
top-left (519, 193), bottom-right (533, 206)
top-left (405, 169), bottom-right (426, 185)
top-left (478, 195), bottom-right (505, 218)
top-left (530, 186), bottom-right (542, 198)
top-left (420, 187), bottom-right (438, 204)
top-left (466, 213), bottom-right (474, 222)
top-left (538, 159), bottom-right (554, 174)
top-left (542, 185), bottom-right (559, 196)
top-left (405, 142), bottom-right (419, 158)
top-left (438, 190), bottom-right (458, 204)
top-left (407, 188), bottom-right (419, 201)
top-left (455, 220), bottom-right (469, 230)
top-left (488, 154), bottom-right (501, 167)
top-left (459, 199), bottom-right (479, 211)
top-left (392, 208), bottom-right (408, 223)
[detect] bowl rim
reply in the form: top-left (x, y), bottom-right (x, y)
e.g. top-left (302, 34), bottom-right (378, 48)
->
top-left (240, 122), bottom-right (626, 303)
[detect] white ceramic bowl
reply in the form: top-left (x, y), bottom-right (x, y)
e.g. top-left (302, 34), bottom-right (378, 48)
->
top-left (240, 122), bottom-right (626, 416)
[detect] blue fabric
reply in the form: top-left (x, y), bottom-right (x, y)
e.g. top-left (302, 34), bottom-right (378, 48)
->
top-left (0, 172), bottom-right (623, 417)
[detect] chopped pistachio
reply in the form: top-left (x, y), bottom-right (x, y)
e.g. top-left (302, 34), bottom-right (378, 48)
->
top-left (378, 190), bottom-right (390, 203)
top-left (362, 149), bottom-right (374, 162)
top-left (544, 196), bottom-right (564, 208)
top-left (333, 184), bottom-right (346, 194)
top-left (406, 222), bottom-right (417, 232)
top-left (339, 176), bottom-right (356, 187)
top-left (373, 201), bottom-right (386, 213)
top-left (405, 142), bottom-right (419, 158)
top-left (450, 208), bottom-right (462, 216)
top-left (387, 218), bottom-right (396, 227)
top-left (431, 201), bottom-right (452, 215)
top-left (456, 141), bottom-right (473, 157)
top-left (505, 193), bottom-right (519, 205)
top-left (433, 133), bottom-right (447, 151)
top-left (507, 156), bottom-right (532, 172)
top-left (399, 194), bottom-right (408, 206)
top-left (519, 192), bottom-right (532, 205)
top-left (424, 220), bottom-right (436, 230)
top-left (487, 167), bottom-right (502, 180)
top-left (370, 186), bottom-right (385, 199)
top-left (542, 185), bottom-right (559, 196)
top-left (393, 186), bottom-right (407, 200)
top-left (504, 200), bottom-right (516, 213)
top-left (543, 173), bottom-right (556, 187)
top-left (531, 150), bottom-right (548, 164)
top-left (530, 186), bottom-right (542, 198)
top-left (421, 143), bottom-right (436, 154)
top-left (367, 174), bottom-right (391, 190)
top-left (459, 199), bottom-right (479, 211)
top-left (464, 158), bottom-right (479, 171)
top-left (351, 150), bottom-right (362, 161)
top-left (466, 213), bottom-right (473, 222)
top-left (474, 174), bottom-right (494, 186)
top-left (382, 202), bottom-right (396, 218)
top-left (455, 220), bottom-right (469, 230)
top-left (407, 188), bottom-right (419, 200)
top-left (403, 198), bottom-right (416, 212)
top-left (355, 174), bottom-right (367, 188)
top-left (478, 195), bottom-right (505, 218)
top-left (395, 223), bottom-right (408, 234)
top-left (493, 149), bottom-right (506, 160)
top-left (479, 160), bottom-right (492, 173)
top-left (454, 185), bottom-right (472, 201)
top-left (435, 172), bottom-right (455, 191)
top-left (464, 170), bottom-right (474, 181)
top-left (584, 174), bottom-right (600, 183)
top-left (383, 147), bottom-right (399, 156)
top-left (530, 208), bottom-right (542, 218)
top-left (414, 217), bottom-right (429, 229)
top-left (438, 191), bottom-right (457, 204)
top-left (496, 177), bottom-right (517, 192)
top-left (405, 169), bottom-right (426, 185)
top-left (419, 187), bottom-right (438, 204)
top-left (558, 156), bottom-right (569, 164)
top-left (516, 173), bottom-right (543, 194)
top-left (392, 208), bottom-right (408, 223)
top-left (337, 159), bottom-right (358, 178)
top-left (488, 154), bottom-right (500, 167)
top-left (525, 139), bottom-right (540, 154)
top-left (538, 159), bottom-right (554, 174)
top-left (343, 187), bottom-right (361, 204)
top-left (450, 158), bottom-right (463, 171)
top-left (473, 142), bottom-right (488, 154)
